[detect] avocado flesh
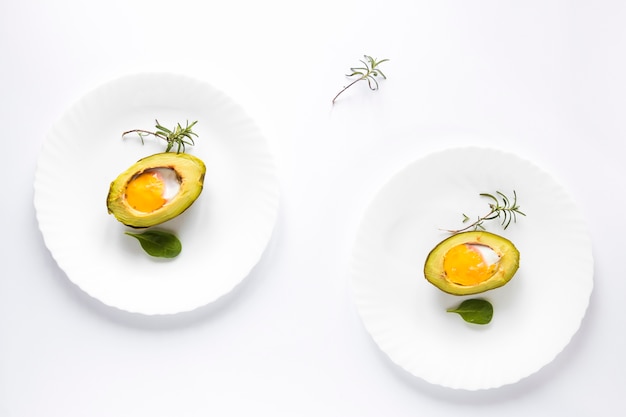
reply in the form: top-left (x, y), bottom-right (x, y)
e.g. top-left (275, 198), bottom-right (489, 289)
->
top-left (107, 152), bottom-right (206, 228)
top-left (423, 231), bottom-right (520, 295)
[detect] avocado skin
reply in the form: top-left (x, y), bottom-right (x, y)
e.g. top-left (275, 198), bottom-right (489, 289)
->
top-left (423, 231), bottom-right (520, 295)
top-left (107, 152), bottom-right (206, 228)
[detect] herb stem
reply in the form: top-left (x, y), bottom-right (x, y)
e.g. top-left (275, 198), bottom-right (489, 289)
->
top-left (449, 207), bottom-right (502, 234)
top-left (122, 119), bottom-right (198, 154)
top-left (122, 129), bottom-right (166, 139)
top-left (332, 55), bottom-right (389, 104)
top-left (331, 79), bottom-right (362, 104)
top-left (445, 190), bottom-right (525, 234)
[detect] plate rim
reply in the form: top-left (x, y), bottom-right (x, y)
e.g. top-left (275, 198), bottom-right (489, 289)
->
top-left (349, 145), bottom-right (594, 390)
top-left (34, 71), bottom-right (280, 315)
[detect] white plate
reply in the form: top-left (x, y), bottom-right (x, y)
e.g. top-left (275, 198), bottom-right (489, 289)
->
top-left (34, 73), bottom-right (279, 315)
top-left (350, 147), bottom-right (593, 390)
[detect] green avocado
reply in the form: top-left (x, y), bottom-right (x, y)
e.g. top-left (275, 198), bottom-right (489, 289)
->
top-left (423, 231), bottom-right (520, 295)
top-left (107, 152), bottom-right (206, 228)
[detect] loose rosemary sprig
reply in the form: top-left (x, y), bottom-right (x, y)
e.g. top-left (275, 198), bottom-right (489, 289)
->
top-left (332, 55), bottom-right (389, 104)
top-left (446, 191), bottom-right (526, 234)
top-left (122, 119), bottom-right (198, 153)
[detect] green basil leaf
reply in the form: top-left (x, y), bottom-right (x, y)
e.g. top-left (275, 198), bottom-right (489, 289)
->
top-left (447, 298), bottom-right (493, 325)
top-left (125, 230), bottom-right (182, 258)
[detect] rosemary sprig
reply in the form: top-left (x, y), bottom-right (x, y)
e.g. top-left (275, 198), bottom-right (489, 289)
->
top-left (446, 191), bottom-right (526, 234)
top-left (332, 55), bottom-right (389, 104)
top-left (122, 119), bottom-right (198, 153)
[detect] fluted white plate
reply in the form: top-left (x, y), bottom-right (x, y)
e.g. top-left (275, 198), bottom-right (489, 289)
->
top-left (34, 73), bottom-right (279, 315)
top-left (350, 147), bottom-right (593, 390)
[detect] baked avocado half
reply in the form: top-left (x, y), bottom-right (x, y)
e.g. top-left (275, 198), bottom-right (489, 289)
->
top-left (107, 152), bottom-right (206, 228)
top-left (424, 231), bottom-right (520, 295)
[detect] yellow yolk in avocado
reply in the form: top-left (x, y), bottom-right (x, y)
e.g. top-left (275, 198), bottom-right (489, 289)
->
top-left (443, 243), bottom-right (499, 286)
top-left (125, 171), bottom-right (167, 213)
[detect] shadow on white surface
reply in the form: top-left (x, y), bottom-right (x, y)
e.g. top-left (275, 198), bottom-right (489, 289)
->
top-left (43, 206), bottom-right (285, 331)
top-left (362, 280), bottom-right (598, 404)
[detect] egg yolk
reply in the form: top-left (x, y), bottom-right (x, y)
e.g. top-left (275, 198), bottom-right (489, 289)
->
top-left (443, 243), bottom-right (499, 286)
top-left (125, 171), bottom-right (167, 213)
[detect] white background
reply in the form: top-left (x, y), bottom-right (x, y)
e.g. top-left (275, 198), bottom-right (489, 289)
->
top-left (1, 0), bottom-right (625, 416)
